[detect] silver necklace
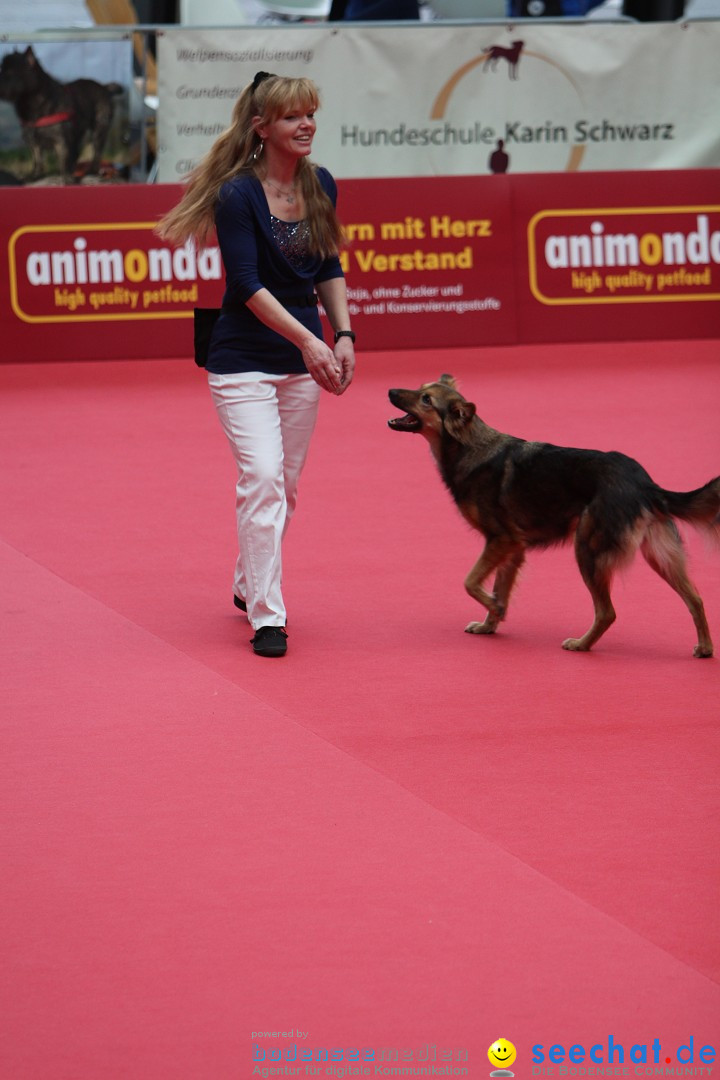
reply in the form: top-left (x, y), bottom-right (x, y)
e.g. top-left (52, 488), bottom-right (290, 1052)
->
top-left (263, 178), bottom-right (297, 206)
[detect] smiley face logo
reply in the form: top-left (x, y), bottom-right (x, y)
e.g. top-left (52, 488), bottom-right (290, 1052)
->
top-left (488, 1039), bottom-right (517, 1072)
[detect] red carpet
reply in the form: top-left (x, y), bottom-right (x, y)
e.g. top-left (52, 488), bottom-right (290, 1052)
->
top-left (1, 341), bottom-right (718, 1079)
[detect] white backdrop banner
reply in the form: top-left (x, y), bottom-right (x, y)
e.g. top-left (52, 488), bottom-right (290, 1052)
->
top-left (156, 21), bottom-right (720, 180)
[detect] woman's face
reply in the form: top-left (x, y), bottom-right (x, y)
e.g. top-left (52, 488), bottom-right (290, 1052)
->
top-left (256, 102), bottom-right (317, 162)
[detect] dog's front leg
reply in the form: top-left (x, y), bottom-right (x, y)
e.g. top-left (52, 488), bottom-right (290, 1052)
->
top-left (25, 133), bottom-right (44, 179)
top-left (53, 132), bottom-right (73, 183)
top-left (463, 538), bottom-right (521, 635)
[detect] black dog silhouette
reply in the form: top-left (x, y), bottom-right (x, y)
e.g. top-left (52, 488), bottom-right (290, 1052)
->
top-left (0, 46), bottom-right (123, 182)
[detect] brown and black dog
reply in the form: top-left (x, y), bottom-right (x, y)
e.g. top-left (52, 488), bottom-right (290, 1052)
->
top-left (388, 375), bottom-right (719, 656)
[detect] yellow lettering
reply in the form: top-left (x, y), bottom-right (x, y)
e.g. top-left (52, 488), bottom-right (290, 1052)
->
top-left (124, 249), bottom-right (149, 282)
top-left (639, 233), bottom-right (663, 266)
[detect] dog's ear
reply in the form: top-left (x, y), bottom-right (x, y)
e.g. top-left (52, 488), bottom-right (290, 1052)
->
top-left (444, 398), bottom-right (476, 439)
top-left (439, 374), bottom-right (457, 389)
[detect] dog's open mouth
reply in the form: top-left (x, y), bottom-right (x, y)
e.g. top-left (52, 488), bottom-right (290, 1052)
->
top-left (388, 413), bottom-right (422, 432)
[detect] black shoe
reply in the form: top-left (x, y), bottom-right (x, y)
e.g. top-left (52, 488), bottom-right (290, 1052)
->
top-left (251, 626), bottom-right (288, 657)
top-left (233, 594), bottom-right (247, 613)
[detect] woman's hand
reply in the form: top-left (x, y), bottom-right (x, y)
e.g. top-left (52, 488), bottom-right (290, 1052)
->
top-left (245, 289), bottom-right (345, 394)
top-left (332, 338), bottom-right (355, 395)
top-left (300, 335), bottom-right (344, 394)
top-left (315, 278), bottom-right (355, 395)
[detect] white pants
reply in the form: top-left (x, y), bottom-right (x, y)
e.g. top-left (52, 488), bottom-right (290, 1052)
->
top-left (208, 371), bottom-right (321, 630)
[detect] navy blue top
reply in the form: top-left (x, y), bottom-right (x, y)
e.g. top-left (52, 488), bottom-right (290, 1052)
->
top-left (206, 166), bottom-right (345, 375)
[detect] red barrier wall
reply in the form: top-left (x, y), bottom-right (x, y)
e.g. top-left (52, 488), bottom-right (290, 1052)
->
top-left (1, 171), bottom-right (717, 362)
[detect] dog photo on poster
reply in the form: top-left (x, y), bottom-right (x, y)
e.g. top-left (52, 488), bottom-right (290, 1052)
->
top-left (0, 40), bottom-right (133, 186)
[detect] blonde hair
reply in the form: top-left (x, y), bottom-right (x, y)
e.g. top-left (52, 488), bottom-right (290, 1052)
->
top-left (156, 74), bottom-right (346, 258)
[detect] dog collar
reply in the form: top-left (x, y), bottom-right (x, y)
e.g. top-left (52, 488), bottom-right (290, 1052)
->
top-left (24, 111), bottom-right (74, 128)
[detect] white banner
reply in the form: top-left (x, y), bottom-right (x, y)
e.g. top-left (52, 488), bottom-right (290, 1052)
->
top-left (156, 21), bottom-right (720, 180)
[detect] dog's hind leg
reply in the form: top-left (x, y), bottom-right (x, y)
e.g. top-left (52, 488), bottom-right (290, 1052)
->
top-left (465, 540), bottom-right (524, 635)
top-left (562, 512), bottom-right (617, 652)
top-left (641, 520), bottom-right (713, 657)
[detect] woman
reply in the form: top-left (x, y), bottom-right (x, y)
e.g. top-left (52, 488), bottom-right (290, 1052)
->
top-left (157, 72), bottom-right (355, 658)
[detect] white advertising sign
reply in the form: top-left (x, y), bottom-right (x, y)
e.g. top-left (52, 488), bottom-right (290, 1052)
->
top-left (156, 21), bottom-right (720, 180)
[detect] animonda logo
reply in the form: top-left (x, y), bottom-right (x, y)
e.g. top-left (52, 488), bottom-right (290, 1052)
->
top-left (528, 206), bottom-right (720, 305)
top-left (8, 222), bottom-right (222, 323)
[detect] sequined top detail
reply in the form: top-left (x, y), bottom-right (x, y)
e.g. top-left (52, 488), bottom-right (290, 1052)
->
top-left (270, 215), bottom-right (312, 270)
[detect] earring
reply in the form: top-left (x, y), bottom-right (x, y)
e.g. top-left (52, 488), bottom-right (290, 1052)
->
top-left (252, 140), bottom-right (264, 162)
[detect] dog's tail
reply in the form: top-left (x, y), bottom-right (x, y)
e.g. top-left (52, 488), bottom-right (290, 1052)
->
top-left (662, 476), bottom-right (720, 540)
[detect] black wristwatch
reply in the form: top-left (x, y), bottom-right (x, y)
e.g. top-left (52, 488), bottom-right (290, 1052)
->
top-left (334, 330), bottom-right (356, 344)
